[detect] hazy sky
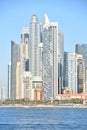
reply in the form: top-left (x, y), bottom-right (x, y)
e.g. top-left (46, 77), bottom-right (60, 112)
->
top-left (0, 0), bottom-right (87, 94)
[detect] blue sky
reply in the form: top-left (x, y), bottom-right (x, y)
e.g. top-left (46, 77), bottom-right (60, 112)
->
top-left (0, 0), bottom-right (87, 94)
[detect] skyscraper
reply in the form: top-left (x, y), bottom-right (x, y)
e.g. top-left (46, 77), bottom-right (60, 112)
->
top-left (77, 54), bottom-right (84, 93)
top-left (75, 43), bottom-right (87, 93)
top-left (63, 52), bottom-right (85, 94)
top-left (58, 29), bottom-right (64, 94)
top-left (8, 62), bottom-right (11, 99)
top-left (10, 14), bottom-right (65, 100)
top-left (0, 88), bottom-right (3, 99)
top-left (39, 42), bottom-right (43, 78)
top-left (29, 14), bottom-right (40, 76)
top-left (75, 44), bottom-right (87, 67)
top-left (20, 27), bottom-right (29, 72)
top-left (11, 41), bottom-right (20, 99)
top-left (68, 53), bottom-right (77, 93)
top-left (42, 14), bottom-right (58, 100)
top-left (20, 26), bottom-right (29, 98)
top-left (16, 62), bottom-right (21, 99)
top-left (63, 52), bottom-right (68, 88)
top-left (23, 72), bottom-right (32, 99)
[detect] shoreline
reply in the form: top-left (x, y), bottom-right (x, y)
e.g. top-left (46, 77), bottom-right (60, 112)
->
top-left (0, 104), bottom-right (87, 108)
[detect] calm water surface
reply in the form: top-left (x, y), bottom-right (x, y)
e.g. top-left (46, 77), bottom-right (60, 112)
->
top-left (0, 107), bottom-right (87, 130)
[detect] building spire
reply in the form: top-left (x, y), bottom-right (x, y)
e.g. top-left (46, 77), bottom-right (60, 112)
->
top-left (42, 14), bottom-right (49, 25)
top-left (21, 26), bottom-right (29, 34)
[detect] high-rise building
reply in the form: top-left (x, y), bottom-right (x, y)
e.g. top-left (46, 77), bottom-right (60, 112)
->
top-left (75, 44), bottom-right (87, 67)
top-left (20, 26), bottom-right (29, 72)
top-left (42, 14), bottom-right (58, 100)
top-left (63, 52), bottom-right (85, 94)
top-left (63, 52), bottom-right (68, 88)
top-left (32, 76), bottom-right (43, 100)
top-left (75, 43), bottom-right (87, 93)
top-left (58, 30), bottom-right (64, 58)
top-left (39, 42), bottom-right (43, 78)
top-left (8, 62), bottom-right (11, 99)
top-left (23, 72), bottom-right (32, 99)
top-left (58, 29), bottom-right (64, 94)
top-left (68, 53), bottom-right (77, 93)
top-left (77, 54), bottom-right (85, 93)
top-left (16, 62), bottom-right (21, 99)
top-left (29, 14), bottom-right (40, 76)
top-left (10, 14), bottom-right (65, 100)
top-left (85, 69), bottom-right (87, 93)
top-left (20, 27), bottom-right (29, 98)
top-left (0, 88), bottom-right (3, 99)
top-left (11, 41), bottom-right (20, 99)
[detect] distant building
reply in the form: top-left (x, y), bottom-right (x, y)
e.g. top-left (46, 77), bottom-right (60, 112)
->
top-left (77, 54), bottom-right (85, 93)
top-left (11, 41), bottom-right (20, 99)
top-left (20, 27), bottom-right (29, 98)
top-left (68, 53), bottom-right (77, 93)
top-left (75, 43), bottom-right (87, 93)
top-left (34, 87), bottom-right (43, 101)
top-left (63, 52), bottom-right (68, 88)
top-left (8, 62), bottom-right (11, 99)
top-left (75, 44), bottom-right (87, 68)
top-left (39, 42), bottom-right (43, 78)
top-left (42, 14), bottom-right (58, 100)
top-left (10, 14), bottom-right (66, 101)
top-left (0, 88), bottom-right (3, 99)
top-left (20, 26), bottom-right (29, 72)
top-left (32, 76), bottom-right (43, 100)
top-left (85, 69), bottom-right (87, 93)
top-left (16, 62), bottom-right (21, 99)
top-left (63, 52), bottom-right (85, 94)
top-left (23, 72), bottom-right (32, 99)
top-left (63, 87), bottom-right (72, 94)
top-left (58, 29), bottom-right (64, 94)
top-left (29, 14), bottom-right (40, 76)
top-left (56, 93), bottom-right (87, 100)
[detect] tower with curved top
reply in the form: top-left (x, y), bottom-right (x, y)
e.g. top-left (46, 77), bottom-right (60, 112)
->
top-left (29, 14), bottom-right (40, 76)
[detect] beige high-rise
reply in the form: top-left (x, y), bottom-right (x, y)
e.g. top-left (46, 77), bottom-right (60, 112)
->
top-left (20, 27), bottom-right (30, 98)
top-left (16, 62), bottom-right (21, 99)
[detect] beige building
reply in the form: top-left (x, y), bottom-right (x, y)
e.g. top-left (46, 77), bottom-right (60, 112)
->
top-left (77, 54), bottom-right (85, 93)
top-left (20, 26), bottom-right (29, 72)
top-left (23, 72), bottom-right (32, 99)
top-left (31, 76), bottom-right (43, 100)
top-left (20, 27), bottom-right (29, 98)
top-left (16, 62), bottom-right (21, 99)
top-left (63, 87), bottom-right (72, 94)
top-left (34, 87), bottom-right (43, 100)
top-left (85, 69), bottom-right (87, 93)
top-left (56, 93), bottom-right (87, 100)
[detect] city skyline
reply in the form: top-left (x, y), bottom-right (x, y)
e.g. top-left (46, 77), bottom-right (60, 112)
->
top-left (0, 0), bottom-right (87, 98)
top-left (10, 14), bottom-right (62, 100)
top-left (8, 14), bottom-right (87, 100)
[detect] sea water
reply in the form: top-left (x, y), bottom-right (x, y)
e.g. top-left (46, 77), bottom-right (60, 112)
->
top-left (0, 107), bottom-right (87, 130)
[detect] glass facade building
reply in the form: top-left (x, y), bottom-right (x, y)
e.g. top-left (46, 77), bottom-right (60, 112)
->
top-left (8, 62), bottom-right (11, 99)
top-left (29, 14), bottom-right (40, 76)
top-left (63, 52), bottom-right (68, 88)
top-left (11, 41), bottom-right (20, 99)
top-left (77, 55), bottom-right (84, 93)
top-left (42, 17), bottom-right (58, 100)
top-left (68, 53), bottom-right (77, 93)
top-left (75, 44), bottom-right (87, 68)
top-left (58, 29), bottom-right (64, 94)
top-left (75, 43), bottom-right (87, 93)
top-left (20, 27), bottom-right (29, 98)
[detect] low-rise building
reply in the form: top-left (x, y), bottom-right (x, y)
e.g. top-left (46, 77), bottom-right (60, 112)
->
top-left (56, 93), bottom-right (87, 100)
top-left (32, 76), bottom-right (43, 100)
